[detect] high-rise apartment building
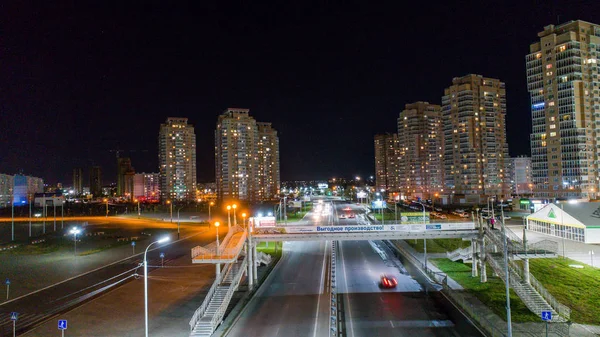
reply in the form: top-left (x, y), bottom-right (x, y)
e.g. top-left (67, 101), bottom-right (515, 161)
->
top-left (117, 157), bottom-right (134, 198)
top-left (89, 166), bottom-right (103, 197)
top-left (397, 102), bottom-right (444, 199)
top-left (509, 156), bottom-right (533, 195)
top-left (158, 117), bottom-right (197, 202)
top-left (133, 173), bottom-right (160, 200)
top-left (215, 108), bottom-right (280, 202)
top-left (257, 122), bottom-right (281, 200)
top-left (527, 20), bottom-right (600, 199)
top-left (442, 74), bottom-right (510, 203)
top-left (73, 168), bottom-right (83, 195)
top-left (374, 133), bottom-right (400, 192)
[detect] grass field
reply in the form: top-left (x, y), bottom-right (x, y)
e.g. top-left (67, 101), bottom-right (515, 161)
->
top-left (515, 258), bottom-right (600, 325)
top-left (406, 238), bottom-right (471, 253)
top-left (430, 258), bottom-right (540, 322)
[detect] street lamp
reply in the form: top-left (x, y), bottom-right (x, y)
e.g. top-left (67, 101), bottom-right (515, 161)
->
top-left (590, 250), bottom-right (595, 267)
top-left (215, 222), bottom-right (220, 255)
top-left (166, 200), bottom-right (173, 223)
top-left (500, 200), bottom-right (512, 336)
top-left (417, 202), bottom-right (427, 271)
top-left (135, 199), bottom-right (140, 217)
top-left (232, 204), bottom-right (237, 227)
top-left (176, 205), bottom-right (184, 239)
top-left (242, 213), bottom-right (247, 228)
top-left (227, 205), bottom-right (232, 228)
top-left (208, 201), bottom-right (214, 222)
top-left (487, 196), bottom-right (495, 229)
top-left (69, 227), bottom-right (81, 256)
top-left (143, 236), bottom-right (170, 337)
top-left (103, 198), bottom-right (109, 217)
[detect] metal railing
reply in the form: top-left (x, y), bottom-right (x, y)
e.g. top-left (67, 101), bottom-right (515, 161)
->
top-left (209, 256), bottom-right (248, 330)
top-left (192, 231), bottom-right (247, 261)
top-left (188, 262), bottom-right (233, 330)
top-left (528, 272), bottom-right (571, 320)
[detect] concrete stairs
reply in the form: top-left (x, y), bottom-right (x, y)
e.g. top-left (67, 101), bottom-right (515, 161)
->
top-left (486, 252), bottom-right (567, 322)
top-left (190, 286), bottom-right (229, 336)
top-left (446, 246), bottom-right (473, 262)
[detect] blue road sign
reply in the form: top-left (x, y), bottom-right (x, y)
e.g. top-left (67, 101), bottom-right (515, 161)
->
top-left (58, 319), bottom-right (68, 330)
top-left (10, 312), bottom-right (18, 321)
top-left (159, 252), bottom-right (165, 258)
top-left (5, 278), bottom-right (10, 285)
top-left (131, 241), bottom-right (136, 246)
top-left (541, 311), bottom-right (552, 321)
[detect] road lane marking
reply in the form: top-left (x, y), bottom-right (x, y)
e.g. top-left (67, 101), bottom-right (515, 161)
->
top-left (340, 241), bottom-right (355, 337)
top-left (313, 240), bottom-right (328, 337)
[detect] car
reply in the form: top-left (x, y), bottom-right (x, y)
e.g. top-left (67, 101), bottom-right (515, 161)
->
top-left (380, 274), bottom-right (398, 288)
top-left (348, 213), bottom-right (356, 218)
top-left (338, 214), bottom-right (347, 219)
top-left (503, 216), bottom-right (512, 220)
top-left (434, 207), bottom-right (442, 212)
top-left (343, 207), bottom-right (352, 211)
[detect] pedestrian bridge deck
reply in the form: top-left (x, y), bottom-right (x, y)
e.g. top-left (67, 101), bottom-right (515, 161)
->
top-left (191, 226), bottom-right (247, 264)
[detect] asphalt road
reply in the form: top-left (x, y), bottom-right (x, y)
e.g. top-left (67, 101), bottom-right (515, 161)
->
top-left (0, 226), bottom-right (215, 337)
top-left (225, 240), bottom-right (331, 337)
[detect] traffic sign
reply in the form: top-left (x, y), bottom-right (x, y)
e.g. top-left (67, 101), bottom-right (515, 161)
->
top-left (131, 241), bottom-right (136, 246)
top-left (159, 252), bottom-right (165, 258)
top-left (10, 312), bottom-right (18, 321)
top-left (541, 311), bottom-right (552, 321)
top-left (58, 319), bottom-right (68, 330)
top-left (5, 278), bottom-right (10, 285)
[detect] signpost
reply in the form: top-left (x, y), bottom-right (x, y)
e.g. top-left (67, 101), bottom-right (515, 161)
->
top-left (131, 241), bottom-right (136, 255)
top-left (58, 319), bottom-right (68, 336)
top-left (160, 252), bottom-right (165, 267)
top-left (5, 278), bottom-right (10, 300)
top-left (10, 312), bottom-right (18, 337)
top-left (541, 311), bottom-right (552, 337)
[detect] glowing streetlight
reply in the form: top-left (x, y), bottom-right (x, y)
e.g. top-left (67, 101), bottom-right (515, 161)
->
top-left (208, 201), bottom-right (214, 221)
top-left (232, 204), bottom-right (237, 227)
top-left (103, 198), bottom-right (109, 217)
top-left (226, 205), bottom-right (232, 228)
top-left (69, 227), bottom-right (81, 256)
top-left (242, 212), bottom-right (247, 227)
top-left (166, 200), bottom-right (173, 223)
top-left (134, 199), bottom-right (141, 217)
top-left (143, 236), bottom-right (170, 337)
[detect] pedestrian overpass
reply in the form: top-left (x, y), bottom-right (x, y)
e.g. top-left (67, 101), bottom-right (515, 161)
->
top-left (187, 219), bottom-right (570, 336)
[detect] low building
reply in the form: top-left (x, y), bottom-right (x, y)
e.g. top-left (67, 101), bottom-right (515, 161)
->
top-left (526, 202), bottom-right (600, 244)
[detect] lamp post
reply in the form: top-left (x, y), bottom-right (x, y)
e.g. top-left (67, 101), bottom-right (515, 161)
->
top-left (11, 200), bottom-right (14, 241)
top-left (61, 201), bottom-right (64, 229)
top-left (70, 227), bottom-right (81, 256)
top-left (104, 198), bottom-right (109, 217)
top-left (500, 200), bottom-right (512, 337)
top-left (227, 205), bottom-right (232, 228)
top-left (560, 202), bottom-right (565, 259)
top-left (143, 236), bottom-right (170, 337)
top-left (208, 201), bottom-right (214, 221)
top-left (135, 199), bottom-right (141, 217)
top-left (176, 206), bottom-right (184, 239)
top-left (419, 202), bottom-right (428, 271)
top-left (28, 195), bottom-right (32, 237)
top-left (53, 202), bottom-right (56, 231)
top-left (215, 221), bottom-right (221, 276)
top-left (242, 213), bottom-right (247, 228)
top-left (487, 196), bottom-right (495, 229)
top-left (232, 204), bottom-right (237, 227)
top-left (166, 200), bottom-right (173, 223)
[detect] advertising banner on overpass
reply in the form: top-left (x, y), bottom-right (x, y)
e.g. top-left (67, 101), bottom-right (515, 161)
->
top-left (253, 222), bottom-right (474, 235)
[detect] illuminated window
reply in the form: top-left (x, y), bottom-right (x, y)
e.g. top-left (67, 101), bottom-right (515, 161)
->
top-left (549, 124), bottom-right (556, 129)
top-left (550, 132), bottom-right (557, 137)
top-left (548, 101), bottom-right (555, 106)
top-left (546, 64), bottom-right (553, 69)
top-left (559, 45), bottom-right (566, 52)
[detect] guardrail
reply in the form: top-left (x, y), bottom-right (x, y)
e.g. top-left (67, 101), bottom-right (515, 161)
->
top-left (188, 262), bottom-right (232, 330)
top-left (528, 271), bottom-right (571, 320)
top-left (329, 241), bottom-right (337, 337)
top-left (192, 230), bottom-right (247, 262)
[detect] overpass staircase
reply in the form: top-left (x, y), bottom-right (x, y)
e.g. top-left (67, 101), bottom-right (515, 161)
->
top-left (479, 225), bottom-right (570, 322)
top-left (189, 255), bottom-right (248, 337)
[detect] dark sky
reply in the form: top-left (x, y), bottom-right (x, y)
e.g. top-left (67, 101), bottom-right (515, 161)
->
top-left (2, 1), bottom-right (599, 185)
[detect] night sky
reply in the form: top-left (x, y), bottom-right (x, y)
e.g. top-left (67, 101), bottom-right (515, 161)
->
top-left (2, 1), bottom-right (599, 185)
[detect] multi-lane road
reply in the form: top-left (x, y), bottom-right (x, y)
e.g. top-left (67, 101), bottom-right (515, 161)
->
top-left (226, 200), bottom-right (482, 336)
